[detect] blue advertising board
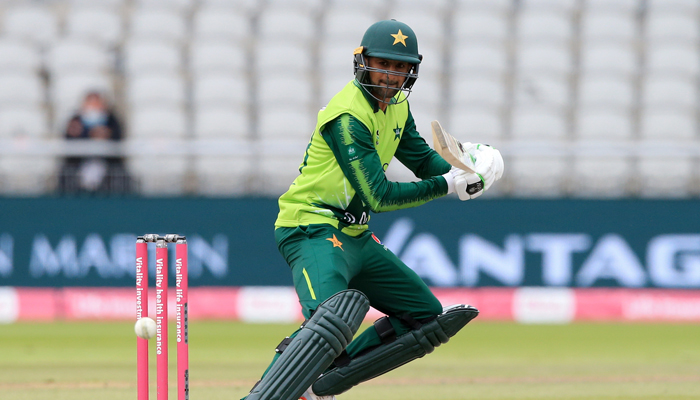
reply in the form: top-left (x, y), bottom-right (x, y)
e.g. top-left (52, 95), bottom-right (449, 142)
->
top-left (0, 197), bottom-right (698, 288)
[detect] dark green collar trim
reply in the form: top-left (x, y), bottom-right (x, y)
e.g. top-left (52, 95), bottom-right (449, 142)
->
top-left (353, 79), bottom-right (380, 113)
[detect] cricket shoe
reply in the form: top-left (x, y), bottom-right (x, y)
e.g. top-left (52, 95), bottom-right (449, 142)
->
top-left (299, 386), bottom-right (336, 400)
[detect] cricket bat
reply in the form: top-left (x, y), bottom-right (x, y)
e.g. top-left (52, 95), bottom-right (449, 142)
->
top-left (431, 120), bottom-right (476, 174)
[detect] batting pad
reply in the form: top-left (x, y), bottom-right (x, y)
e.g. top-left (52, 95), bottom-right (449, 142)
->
top-left (246, 289), bottom-right (370, 400)
top-left (312, 304), bottom-right (479, 396)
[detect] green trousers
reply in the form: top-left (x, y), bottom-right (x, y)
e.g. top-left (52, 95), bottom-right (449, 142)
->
top-left (262, 224), bottom-right (442, 372)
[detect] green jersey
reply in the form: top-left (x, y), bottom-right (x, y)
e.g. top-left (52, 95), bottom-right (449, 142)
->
top-left (275, 80), bottom-right (451, 235)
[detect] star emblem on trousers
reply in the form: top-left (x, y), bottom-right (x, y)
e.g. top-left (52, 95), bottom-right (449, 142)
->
top-left (326, 234), bottom-right (344, 251)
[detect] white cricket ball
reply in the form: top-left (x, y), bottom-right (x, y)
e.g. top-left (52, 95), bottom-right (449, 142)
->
top-left (134, 317), bottom-right (157, 340)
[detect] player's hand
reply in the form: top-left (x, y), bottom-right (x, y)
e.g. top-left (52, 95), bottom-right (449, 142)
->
top-left (473, 144), bottom-right (504, 191)
top-left (444, 167), bottom-right (484, 201)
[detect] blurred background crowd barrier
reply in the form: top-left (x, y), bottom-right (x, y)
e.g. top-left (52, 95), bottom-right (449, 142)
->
top-left (0, 0), bottom-right (699, 198)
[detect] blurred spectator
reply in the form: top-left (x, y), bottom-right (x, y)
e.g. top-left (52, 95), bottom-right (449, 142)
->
top-left (58, 91), bottom-right (132, 194)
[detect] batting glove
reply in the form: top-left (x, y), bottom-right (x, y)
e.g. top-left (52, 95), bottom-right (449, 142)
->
top-left (457, 141), bottom-right (479, 170)
top-left (473, 144), bottom-right (504, 191)
top-left (443, 166), bottom-right (485, 201)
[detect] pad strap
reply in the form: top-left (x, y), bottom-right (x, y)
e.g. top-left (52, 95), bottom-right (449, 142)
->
top-left (275, 337), bottom-right (293, 354)
top-left (373, 316), bottom-right (396, 344)
top-left (397, 313), bottom-right (424, 330)
top-left (332, 350), bottom-right (351, 367)
top-left (312, 304), bottom-right (478, 396)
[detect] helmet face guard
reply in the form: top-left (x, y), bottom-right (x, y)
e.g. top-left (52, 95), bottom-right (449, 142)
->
top-left (353, 48), bottom-right (421, 105)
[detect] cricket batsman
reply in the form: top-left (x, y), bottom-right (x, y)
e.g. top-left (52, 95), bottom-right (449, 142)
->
top-left (244, 19), bottom-right (504, 400)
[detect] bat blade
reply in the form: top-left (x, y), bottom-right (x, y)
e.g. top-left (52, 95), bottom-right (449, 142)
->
top-left (431, 120), bottom-right (476, 173)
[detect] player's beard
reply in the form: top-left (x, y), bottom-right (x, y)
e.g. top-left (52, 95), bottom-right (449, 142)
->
top-left (370, 86), bottom-right (399, 102)
top-left (369, 74), bottom-right (401, 103)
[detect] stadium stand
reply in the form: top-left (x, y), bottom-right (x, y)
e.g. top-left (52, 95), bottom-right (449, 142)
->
top-left (580, 12), bottom-right (637, 43)
top-left (64, 6), bottom-right (123, 47)
top-left (578, 75), bottom-right (635, 110)
top-left (576, 108), bottom-right (634, 140)
top-left (194, 105), bottom-right (249, 139)
top-left (190, 40), bottom-right (247, 75)
top-left (447, 107), bottom-right (503, 142)
top-left (192, 73), bottom-right (249, 110)
top-left (46, 39), bottom-right (114, 75)
top-left (192, 7), bottom-right (252, 41)
top-left (2, 5), bottom-right (58, 47)
top-left (123, 40), bottom-right (183, 75)
top-left (126, 72), bottom-right (186, 108)
top-left (453, 9), bottom-right (509, 42)
top-left (0, 73), bottom-right (44, 107)
top-left (128, 8), bottom-right (187, 42)
top-left (0, 38), bottom-right (42, 71)
top-left (585, 0), bottom-right (638, 13)
top-left (0, 0), bottom-right (697, 198)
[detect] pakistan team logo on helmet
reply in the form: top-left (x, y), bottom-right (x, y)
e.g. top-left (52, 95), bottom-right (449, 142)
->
top-left (353, 19), bottom-right (422, 104)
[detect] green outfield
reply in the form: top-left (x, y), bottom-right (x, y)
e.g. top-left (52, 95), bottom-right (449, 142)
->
top-left (0, 321), bottom-right (698, 400)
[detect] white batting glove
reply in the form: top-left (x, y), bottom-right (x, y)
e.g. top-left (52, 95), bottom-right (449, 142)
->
top-left (443, 167), bottom-right (485, 201)
top-left (473, 144), bottom-right (504, 191)
top-left (457, 141), bottom-right (478, 170)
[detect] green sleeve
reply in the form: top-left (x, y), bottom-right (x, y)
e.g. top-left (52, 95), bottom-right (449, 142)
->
top-left (321, 114), bottom-right (448, 213)
top-left (394, 107), bottom-right (452, 179)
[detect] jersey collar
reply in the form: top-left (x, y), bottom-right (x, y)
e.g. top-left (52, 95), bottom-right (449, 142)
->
top-left (353, 79), bottom-right (379, 112)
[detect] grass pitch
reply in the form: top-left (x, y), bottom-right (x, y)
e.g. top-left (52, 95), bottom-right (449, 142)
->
top-left (0, 320), bottom-right (698, 400)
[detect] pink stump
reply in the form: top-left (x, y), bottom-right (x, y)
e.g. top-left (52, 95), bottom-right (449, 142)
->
top-left (156, 239), bottom-right (168, 400)
top-left (136, 239), bottom-right (149, 400)
top-left (176, 240), bottom-right (189, 400)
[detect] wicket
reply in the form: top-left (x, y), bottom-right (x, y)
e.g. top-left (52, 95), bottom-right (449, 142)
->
top-left (136, 234), bottom-right (189, 400)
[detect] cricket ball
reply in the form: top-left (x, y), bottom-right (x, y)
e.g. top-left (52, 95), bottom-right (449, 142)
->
top-left (134, 317), bottom-right (157, 340)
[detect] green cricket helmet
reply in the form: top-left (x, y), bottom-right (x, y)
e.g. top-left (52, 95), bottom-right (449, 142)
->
top-left (353, 19), bottom-right (422, 104)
